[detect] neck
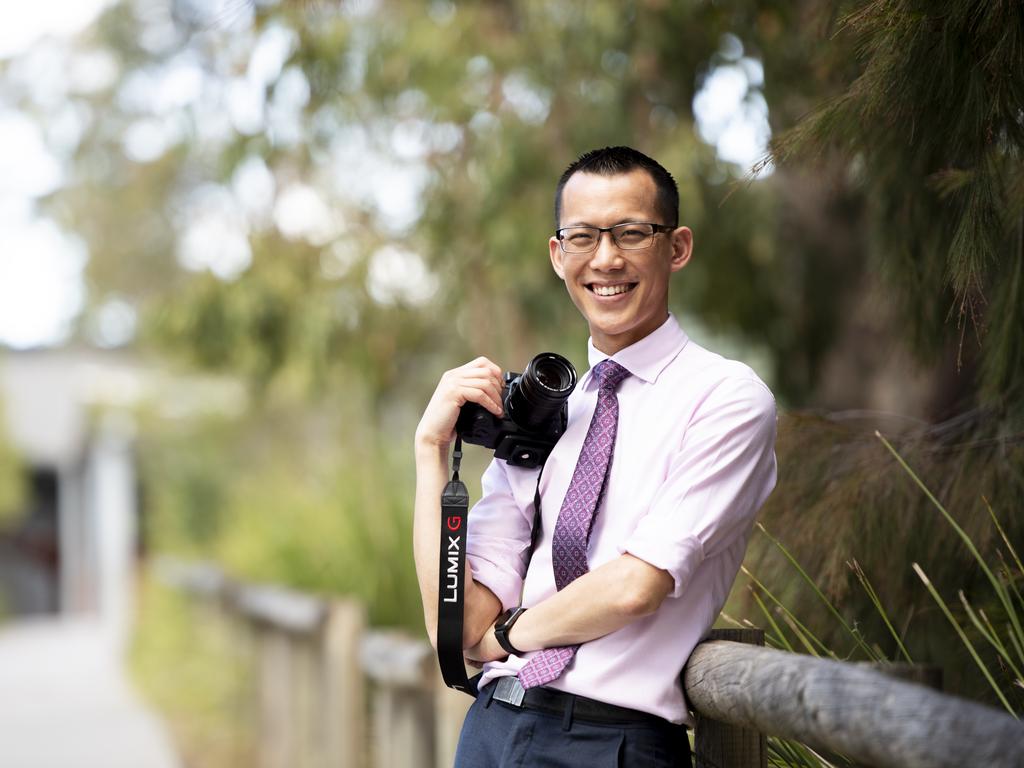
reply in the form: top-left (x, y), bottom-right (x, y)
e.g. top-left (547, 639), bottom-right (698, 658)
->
top-left (591, 311), bottom-right (669, 355)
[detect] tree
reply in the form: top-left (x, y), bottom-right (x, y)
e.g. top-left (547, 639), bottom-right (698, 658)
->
top-left (745, 0), bottom-right (1024, 706)
top-left (770, 0), bottom-right (1024, 420)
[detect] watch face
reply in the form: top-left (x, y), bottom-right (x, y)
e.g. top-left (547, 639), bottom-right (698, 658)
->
top-left (496, 608), bottom-right (515, 627)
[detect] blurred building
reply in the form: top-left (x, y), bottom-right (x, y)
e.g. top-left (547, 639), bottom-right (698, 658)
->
top-left (0, 347), bottom-right (141, 648)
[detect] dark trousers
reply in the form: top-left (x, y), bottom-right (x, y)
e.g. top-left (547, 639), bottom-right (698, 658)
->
top-left (453, 684), bottom-right (692, 768)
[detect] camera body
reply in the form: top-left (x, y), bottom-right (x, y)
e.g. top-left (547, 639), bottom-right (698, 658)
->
top-left (456, 353), bottom-right (577, 468)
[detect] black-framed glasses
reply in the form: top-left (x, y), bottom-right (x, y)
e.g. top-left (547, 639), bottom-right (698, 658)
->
top-left (555, 222), bottom-right (675, 253)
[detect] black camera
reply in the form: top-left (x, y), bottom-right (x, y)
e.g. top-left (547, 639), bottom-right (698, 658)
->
top-left (455, 352), bottom-right (577, 468)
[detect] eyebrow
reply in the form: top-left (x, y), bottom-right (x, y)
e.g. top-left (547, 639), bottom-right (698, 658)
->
top-left (561, 218), bottom-right (651, 228)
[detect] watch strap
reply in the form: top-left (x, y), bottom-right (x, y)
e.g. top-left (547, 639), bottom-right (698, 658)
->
top-left (494, 607), bottom-right (527, 656)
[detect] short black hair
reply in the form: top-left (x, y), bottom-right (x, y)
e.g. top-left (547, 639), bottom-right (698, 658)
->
top-left (554, 146), bottom-right (679, 229)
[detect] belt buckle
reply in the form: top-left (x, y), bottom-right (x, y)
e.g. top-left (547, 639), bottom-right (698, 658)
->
top-left (493, 676), bottom-right (526, 707)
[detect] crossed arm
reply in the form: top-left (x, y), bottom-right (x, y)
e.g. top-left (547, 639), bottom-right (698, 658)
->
top-left (412, 357), bottom-right (674, 664)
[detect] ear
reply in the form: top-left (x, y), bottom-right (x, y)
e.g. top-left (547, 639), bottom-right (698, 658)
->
top-left (549, 235), bottom-right (566, 280)
top-left (668, 226), bottom-right (693, 273)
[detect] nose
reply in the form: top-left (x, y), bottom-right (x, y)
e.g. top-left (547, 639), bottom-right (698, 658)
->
top-left (588, 231), bottom-right (625, 271)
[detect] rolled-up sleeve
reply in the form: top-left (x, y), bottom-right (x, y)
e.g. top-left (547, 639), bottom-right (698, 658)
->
top-left (466, 459), bottom-right (534, 611)
top-left (620, 376), bottom-right (778, 598)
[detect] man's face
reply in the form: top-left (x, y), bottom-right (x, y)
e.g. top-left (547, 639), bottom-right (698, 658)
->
top-left (549, 169), bottom-right (693, 355)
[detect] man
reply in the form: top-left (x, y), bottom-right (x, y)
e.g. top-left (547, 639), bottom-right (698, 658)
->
top-left (413, 146), bottom-right (777, 767)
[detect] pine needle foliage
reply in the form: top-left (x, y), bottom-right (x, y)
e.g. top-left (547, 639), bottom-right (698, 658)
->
top-left (768, 1), bottom-right (1024, 416)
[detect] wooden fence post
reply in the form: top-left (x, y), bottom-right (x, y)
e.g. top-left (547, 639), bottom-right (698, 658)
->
top-left (322, 599), bottom-right (367, 768)
top-left (361, 631), bottom-right (436, 768)
top-left (258, 627), bottom-right (295, 768)
top-left (691, 628), bottom-right (766, 768)
top-left (235, 584), bottom-right (329, 768)
top-left (294, 633), bottom-right (319, 768)
top-left (220, 586), bottom-right (260, 767)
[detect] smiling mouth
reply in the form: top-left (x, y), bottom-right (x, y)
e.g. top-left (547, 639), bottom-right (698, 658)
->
top-left (588, 282), bottom-right (637, 297)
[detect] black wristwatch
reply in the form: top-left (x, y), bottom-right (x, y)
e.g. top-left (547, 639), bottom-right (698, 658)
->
top-left (494, 607), bottom-right (528, 656)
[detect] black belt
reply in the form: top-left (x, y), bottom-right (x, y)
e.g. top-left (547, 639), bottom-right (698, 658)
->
top-left (485, 675), bottom-right (675, 728)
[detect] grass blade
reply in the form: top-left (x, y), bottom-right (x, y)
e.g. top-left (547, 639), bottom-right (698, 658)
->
top-left (913, 562), bottom-right (1017, 717)
top-left (983, 500), bottom-right (1024, 665)
top-left (780, 608), bottom-right (830, 658)
top-left (743, 566), bottom-right (837, 658)
top-left (957, 591), bottom-right (1024, 687)
top-left (749, 585), bottom-right (795, 652)
top-left (985, 496), bottom-right (1024, 578)
top-left (849, 558), bottom-right (913, 663)
top-left (876, 432), bottom-right (1020, 649)
top-left (757, 522), bottom-right (878, 660)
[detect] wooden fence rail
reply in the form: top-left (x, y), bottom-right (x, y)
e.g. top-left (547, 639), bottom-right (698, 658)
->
top-left (684, 638), bottom-right (1023, 768)
top-left (152, 559), bottom-right (1024, 768)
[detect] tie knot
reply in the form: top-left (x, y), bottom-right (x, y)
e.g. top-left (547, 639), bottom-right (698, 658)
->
top-left (593, 359), bottom-right (630, 391)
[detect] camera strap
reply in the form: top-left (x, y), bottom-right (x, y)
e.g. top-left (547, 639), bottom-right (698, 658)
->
top-left (437, 436), bottom-right (472, 694)
top-left (529, 469), bottom-right (544, 563)
top-left (435, 438), bottom-right (549, 697)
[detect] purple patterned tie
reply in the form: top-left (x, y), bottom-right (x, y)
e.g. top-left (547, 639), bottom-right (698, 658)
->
top-left (518, 359), bottom-right (631, 689)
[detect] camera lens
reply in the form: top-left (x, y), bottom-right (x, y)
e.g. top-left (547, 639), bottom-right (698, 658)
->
top-left (534, 358), bottom-right (573, 391)
top-left (506, 353), bottom-right (577, 431)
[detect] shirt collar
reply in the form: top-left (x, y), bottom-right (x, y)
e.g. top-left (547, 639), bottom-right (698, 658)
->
top-left (584, 313), bottom-right (689, 387)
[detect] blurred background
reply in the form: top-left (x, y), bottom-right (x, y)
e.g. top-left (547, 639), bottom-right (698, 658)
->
top-left (0, 1), bottom-right (1021, 766)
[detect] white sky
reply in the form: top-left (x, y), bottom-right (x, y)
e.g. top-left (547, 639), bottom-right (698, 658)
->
top-left (693, 34), bottom-right (772, 172)
top-left (0, 7), bottom-right (770, 351)
top-left (0, 0), bottom-right (116, 59)
top-left (0, 0), bottom-right (117, 350)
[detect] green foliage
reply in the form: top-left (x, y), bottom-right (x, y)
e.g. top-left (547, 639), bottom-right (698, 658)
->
top-left (43, 0), bottom-right (1014, 423)
top-left (35, 0), bottom-right (824, 406)
top-left (140, 394), bottom-right (422, 630)
top-left (0, 395), bottom-right (26, 527)
top-left (771, 0), bottom-right (1024, 414)
top-left (213, 453), bottom-right (421, 629)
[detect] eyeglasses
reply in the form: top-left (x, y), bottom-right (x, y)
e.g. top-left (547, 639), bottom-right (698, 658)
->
top-left (555, 222), bottom-right (675, 253)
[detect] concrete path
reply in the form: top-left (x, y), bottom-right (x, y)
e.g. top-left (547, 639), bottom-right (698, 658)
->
top-left (0, 618), bottom-right (182, 768)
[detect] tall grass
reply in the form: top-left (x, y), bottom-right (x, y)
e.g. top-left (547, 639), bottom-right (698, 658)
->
top-left (728, 431), bottom-right (1024, 766)
top-left (749, 410), bottom-right (1023, 700)
top-left (876, 431), bottom-right (1023, 718)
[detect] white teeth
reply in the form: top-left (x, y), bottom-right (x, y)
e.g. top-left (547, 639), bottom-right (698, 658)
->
top-left (592, 283), bottom-right (633, 296)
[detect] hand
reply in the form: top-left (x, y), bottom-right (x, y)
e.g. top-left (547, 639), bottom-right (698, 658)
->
top-left (464, 626), bottom-right (508, 667)
top-left (415, 357), bottom-right (504, 450)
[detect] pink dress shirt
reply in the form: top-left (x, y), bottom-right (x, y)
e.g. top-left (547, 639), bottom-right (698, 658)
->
top-left (466, 313), bottom-right (778, 726)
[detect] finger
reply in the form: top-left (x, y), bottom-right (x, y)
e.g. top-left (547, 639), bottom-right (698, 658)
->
top-left (456, 375), bottom-right (500, 390)
top-left (452, 380), bottom-right (502, 410)
top-left (456, 377), bottom-right (505, 409)
top-left (466, 356), bottom-right (503, 380)
top-left (444, 366), bottom-right (500, 398)
top-left (456, 385), bottom-right (503, 417)
top-left (442, 370), bottom-right (492, 392)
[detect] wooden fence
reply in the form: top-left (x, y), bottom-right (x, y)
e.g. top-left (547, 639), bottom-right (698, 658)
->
top-left (153, 559), bottom-right (1024, 768)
